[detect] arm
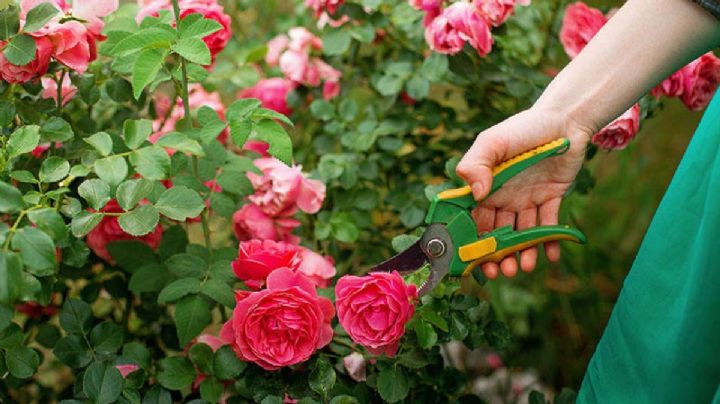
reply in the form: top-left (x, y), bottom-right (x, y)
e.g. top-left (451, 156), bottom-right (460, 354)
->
top-left (456, 0), bottom-right (720, 279)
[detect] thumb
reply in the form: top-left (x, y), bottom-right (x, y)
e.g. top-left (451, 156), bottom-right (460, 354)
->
top-left (456, 134), bottom-right (507, 201)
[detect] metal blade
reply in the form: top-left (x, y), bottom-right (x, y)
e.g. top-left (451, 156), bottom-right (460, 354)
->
top-left (370, 240), bottom-right (428, 273)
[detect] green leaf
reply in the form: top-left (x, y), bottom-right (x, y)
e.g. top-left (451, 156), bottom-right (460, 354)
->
top-left (213, 345), bottom-right (246, 380)
top-left (78, 179), bottom-right (111, 210)
top-left (310, 100), bottom-right (334, 120)
top-left (53, 335), bottom-right (92, 368)
top-left (419, 310), bottom-right (449, 332)
top-left (529, 391), bottom-right (548, 404)
top-left (116, 179), bottom-right (152, 211)
top-left (227, 98), bottom-right (261, 119)
top-left (158, 278), bottom-right (201, 304)
top-left (199, 376), bottom-right (223, 403)
top-left (0, 6), bottom-right (19, 40)
top-left (132, 48), bottom-right (168, 99)
top-left (122, 342), bottom-right (151, 370)
top-left (118, 205), bottom-right (159, 236)
top-left (155, 186), bottom-right (205, 221)
top-left (197, 106), bottom-right (226, 144)
top-left (377, 367), bottom-right (409, 403)
top-left (216, 170), bottom-right (252, 195)
top-left (200, 278), bottom-right (234, 307)
top-left (4, 34), bottom-right (35, 66)
top-left (175, 294), bottom-right (211, 346)
top-left (94, 156), bottom-right (128, 187)
top-left (39, 156), bottom-right (70, 183)
top-left (5, 346), bottom-right (39, 378)
top-left (0, 101), bottom-right (15, 126)
top-left (165, 253), bottom-right (205, 278)
top-left (309, 358), bottom-right (336, 395)
top-left (110, 27), bottom-right (175, 57)
top-left (123, 119), bottom-right (153, 149)
top-left (27, 208), bottom-right (67, 241)
top-left (0, 251), bottom-right (22, 304)
top-left (0, 322), bottom-right (22, 349)
top-left (0, 304), bottom-right (12, 330)
top-left (40, 117), bottom-right (74, 142)
top-left (0, 181), bottom-right (23, 213)
top-left (188, 342), bottom-right (213, 375)
top-left (421, 53), bottom-right (448, 82)
top-left (252, 107), bottom-right (293, 128)
top-left (415, 321), bottom-right (437, 349)
top-left (322, 29), bottom-right (351, 56)
top-left (23, 2), bottom-right (59, 32)
top-left (172, 37), bottom-right (211, 65)
top-left (70, 211), bottom-right (103, 237)
top-left (83, 361), bottom-right (124, 404)
top-left (12, 227), bottom-right (56, 276)
top-left (406, 75), bottom-right (429, 100)
top-left (142, 385), bottom-right (173, 404)
top-left (9, 170), bottom-right (34, 183)
top-left (253, 119), bottom-right (292, 165)
top-left (130, 146), bottom-right (170, 180)
top-left (157, 356), bottom-right (196, 391)
top-left (84, 132), bottom-right (113, 156)
top-left (128, 264), bottom-right (171, 294)
top-left (154, 132), bottom-right (204, 155)
top-left (89, 322), bottom-right (123, 354)
top-left (179, 15), bottom-right (222, 39)
top-left (60, 299), bottom-right (92, 335)
top-left (107, 240), bottom-right (158, 272)
top-left (7, 125), bottom-right (40, 157)
top-left (229, 118), bottom-right (252, 148)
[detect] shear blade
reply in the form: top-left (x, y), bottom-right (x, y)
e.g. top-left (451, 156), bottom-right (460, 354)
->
top-left (370, 240), bottom-right (428, 273)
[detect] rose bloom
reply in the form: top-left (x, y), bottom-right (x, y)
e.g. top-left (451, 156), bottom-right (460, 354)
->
top-left (248, 157), bottom-right (326, 217)
top-left (680, 52), bottom-right (720, 111)
top-left (304, 0), bottom-right (344, 17)
top-left (295, 247), bottom-right (336, 288)
top-left (335, 271), bottom-right (418, 357)
top-left (559, 2), bottom-right (607, 59)
top-left (86, 200), bottom-right (163, 264)
top-left (425, 2), bottom-right (493, 56)
top-left (591, 103), bottom-right (640, 150)
top-left (266, 34), bottom-right (289, 66)
top-left (243, 140), bottom-right (270, 156)
top-left (474, 0), bottom-right (516, 26)
top-left (31, 142), bottom-right (61, 159)
top-left (651, 69), bottom-right (684, 98)
top-left (409, 0), bottom-right (442, 26)
top-left (232, 203), bottom-right (300, 244)
top-left (238, 78), bottom-right (296, 116)
top-left (21, 0), bottom-right (118, 37)
top-left (0, 36), bottom-right (52, 84)
top-left (232, 239), bottom-right (300, 290)
top-left (343, 352), bottom-right (367, 382)
top-left (220, 268), bottom-right (335, 370)
top-left (115, 364), bottom-right (140, 378)
top-left (41, 73), bottom-right (78, 106)
top-left (45, 21), bottom-right (96, 74)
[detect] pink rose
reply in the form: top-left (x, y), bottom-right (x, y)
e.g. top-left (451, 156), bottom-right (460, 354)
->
top-left (474, 0), bottom-right (515, 26)
top-left (409, 0), bottom-right (442, 26)
top-left (335, 271), bottom-right (417, 357)
top-left (316, 12), bottom-right (350, 29)
top-left (22, 0), bottom-right (117, 37)
top-left (44, 20), bottom-right (96, 74)
top-left (248, 157), bottom-right (326, 216)
top-left (342, 352), bottom-right (366, 382)
top-left (591, 103), bottom-right (640, 150)
top-left (266, 34), bottom-right (289, 66)
top-left (287, 27), bottom-right (323, 53)
top-left (304, 0), bottom-right (344, 17)
top-left (238, 78), bottom-right (296, 116)
top-left (652, 69), bottom-right (684, 98)
top-left (0, 36), bottom-right (52, 83)
top-left (559, 2), bottom-right (606, 59)
top-left (31, 142), bottom-right (61, 159)
top-left (680, 52), bottom-right (720, 111)
top-left (41, 73), bottom-right (77, 106)
top-left (425, 2), bottom-right (493, 56)
top-left (280, 49), bottom-right (311, 84)
top-left (232, 239), bottom-right (300, 290)
top-left (86, 200), bottom-right (163, 264)
top-left (115, 364), bottom-right (140, 378)
top-left (295, 247), bottom-right (336, 288)
top-left (220, 268), bottom-right (335, 370)
top-left (232, 203), bottom-right (300, 243)
top-left (243, 140), bottom-right (270, 156)
top-left (323, 80), bottom-right (340, 100)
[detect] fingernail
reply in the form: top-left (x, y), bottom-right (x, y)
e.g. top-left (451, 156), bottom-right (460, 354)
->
top-left (471, 183), bottom-right (484, 199)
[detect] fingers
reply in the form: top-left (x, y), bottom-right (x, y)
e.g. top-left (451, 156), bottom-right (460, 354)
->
top-left (456, 133), bottom-right (509, 201)
top-left (494, 210), bottom-right (517, 277)
top-left (482, 262), bottom-right (499, 279)
top-left (516, 207), bottom-right (538, 272)
top-left (539, 198), bottom-right (562, 262)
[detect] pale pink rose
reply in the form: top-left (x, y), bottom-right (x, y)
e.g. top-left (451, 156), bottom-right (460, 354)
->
top-left (232, 239), bottom-right (300, 290)
top-left (21, 0), bottom-right (117, 37)
top-left (115, 364), bottom-right (140, 378)
top-left (316, 12), bottom-right (350, 29)
top-left (243, 140), bottom-right (270, 156)
top-left (247, 157), bottom-right (327, 216)
top-left (0, 36), bottom-right (52, 83)
top-left (266, 34), bottom-right (289, 66)
top-left (232, 203), bottom-right (301, 243)
top-left (315, 59), bottom-right (342, 82)
top-left (651, 69), bottom-right (684, 98)
top-left (287, 27), bottom-right (323, 53)
top-left (679, 52), bottom-right (720, 111)
top-left (220, 268), bottom-right (335, 370)
top-left (304, 0), bottom-right (344, 17)
top-left (474, 0), bottom-right (515, 26)
top-left (279, 49), bottom-right (311, 84)
top-left (296, 247), bottom-right (336, 288)
top-left (425, 2), bottom-right (493, 56)
top-left (238, 78), bottom-right (295, 116)
top-left (342, 352), bottom-right (367, 382)
top-left (335, 271), bottom-right (417, 357)
top-left (559, 2), bottom-right (606, 59)
top-left (41, 73), bottom-right (77, 106)
top-left (591, 103), bottom-right (640, 150)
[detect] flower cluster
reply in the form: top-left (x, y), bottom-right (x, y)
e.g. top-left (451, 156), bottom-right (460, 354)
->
top-left (420, 0), bottom-right (529, 56)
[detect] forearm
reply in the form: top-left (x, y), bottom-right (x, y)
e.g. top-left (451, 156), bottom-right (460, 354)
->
top-left (536, 0), bottom-right (720, 134)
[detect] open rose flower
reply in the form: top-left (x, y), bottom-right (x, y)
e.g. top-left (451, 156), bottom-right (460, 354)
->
top-left (304, 0), bottom-right (344, 17)
top-left (559, 2), bottom-right (607, 59)
top-left (233, 240), bottom-right (300, 289)
top-left (591, 103), bottom-right (640, 150)
top-left (343, 352), bottom-right (367, 382)
top-left (248, 158), bottom-right (326, 216)
top-left (116, 364), bottom-right (140, 378)
top-left (232, 203), bottom-right (300, 243)
top-left (86, 200), bottom-right (163, 264)
top-left (220, 268), bottom-right (335, 370)
top-left (335, 271), bottom-right (418, 357)
top-left (652, 69), bottom-right (685, 98)
top-left (679, 52), bottom-right (720, 111)
top-left (238, 78), bottom-right (296, 116)
top-left (0, 36), bottom-right (52, 83)
top-left (296, 247), bottom-right (336, 288)
top-left (42, 73), bottom-right (77, 106)
top-left (425, 2), bottom-right (493, 56)
top-left (409, 0), bottom-right (442, 26)
top-left (474, 0), bottom-right (516, 26)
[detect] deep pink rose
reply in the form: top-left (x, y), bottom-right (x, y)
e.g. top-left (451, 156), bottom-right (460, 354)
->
top-left (238, 78), bottom-right (295, 116)
top-left (652, 69), bottom-right (684, 98)
top-left (304, 0), bottom-right (344, 17)
top-left (474, 0), bottom-right (515, 26)
top-left (425, 3), bottom-right (493, 56)
top-left (295, 247), bottom-right (336, 288)
top-left (116, 364), bottom-right (140, 378)
top-left (680, 52), bottom-right (720, 111)
top-left (248, 157), bottom-right (326, 216)
top-left (342, 352), bottom-right (367, 382)
top-left (323, 80), bottom-right (340, 100)
top-left (232, 203), bottom-right (300, 243)
top-left (243, 140), bottom-right (270, 156)
top-left (232, 239), bottom-right (300, 290)
top-left (31, 142), bottom-right (61, 159)
top-left (220, 268), bottom-right (335, 370)
top-left (559, 2), bottom-right (606, 59)
top-left (409, 0), bottom-right (442, 26)
top-left (44, 20), bottom-right (95, 73)
top-left (335, 271), bottom-right (418, 357)
top-left (41, 73), bottom-right (77, 106)
top-left (86, 200), bottom-right (163, 264)
top-left (16, 300), bottom-right (58, 319)
top-left (0, 36), bottom-right (52, 83)
top-left (591, 103), bottom-right (640, 150)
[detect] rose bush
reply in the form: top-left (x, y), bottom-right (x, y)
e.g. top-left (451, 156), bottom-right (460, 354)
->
top-left (0, 0), bottom-right (715, 402)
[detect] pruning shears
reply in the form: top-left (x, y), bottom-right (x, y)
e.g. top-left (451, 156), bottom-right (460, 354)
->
top-left (370, 138), bottom-right (587, 296)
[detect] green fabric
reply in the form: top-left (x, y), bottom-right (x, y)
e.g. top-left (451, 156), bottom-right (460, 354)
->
top-left (578, 91), bottom-right (720, 403)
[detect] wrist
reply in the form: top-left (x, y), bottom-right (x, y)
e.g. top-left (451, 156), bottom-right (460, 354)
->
top-left (528, 100), bottom-right (595, 145)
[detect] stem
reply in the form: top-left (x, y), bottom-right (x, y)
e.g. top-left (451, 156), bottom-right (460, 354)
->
top-left (55, 70), bottom-right (65, 113)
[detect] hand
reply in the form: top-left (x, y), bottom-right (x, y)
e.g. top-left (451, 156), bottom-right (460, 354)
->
top-left (455, 107), bottom-right (593, 279)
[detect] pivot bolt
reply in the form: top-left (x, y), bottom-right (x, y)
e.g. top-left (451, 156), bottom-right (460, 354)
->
top-left (426, 239), bottom-right (446, 257)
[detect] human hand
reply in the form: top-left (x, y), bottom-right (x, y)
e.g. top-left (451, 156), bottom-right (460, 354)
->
top-left (455, 107), bottom-right (593, 279)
